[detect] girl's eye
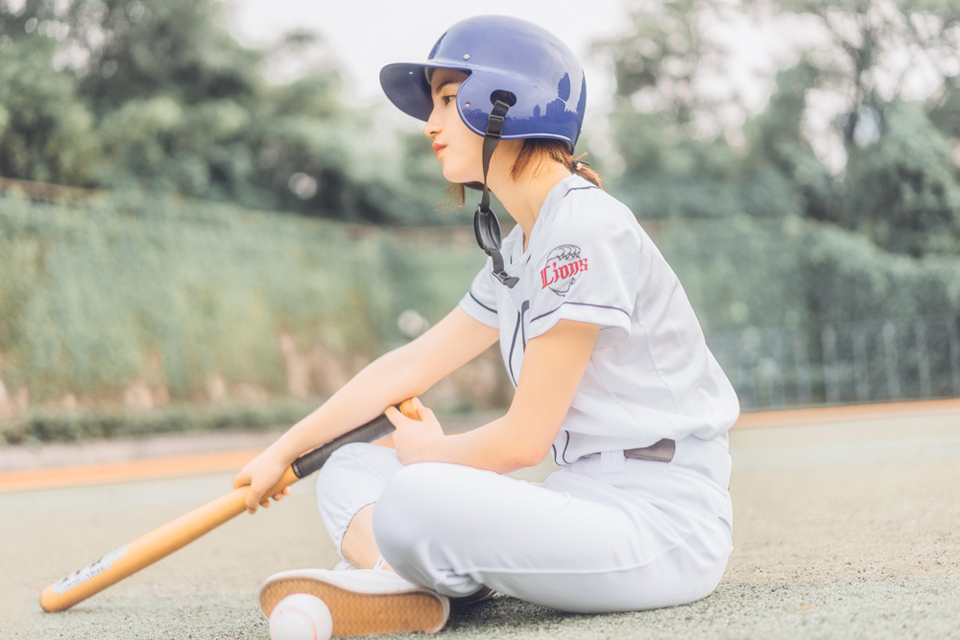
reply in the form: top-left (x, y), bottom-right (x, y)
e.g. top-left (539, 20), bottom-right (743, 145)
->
top-left (441, 94), bottom-right (455, 106)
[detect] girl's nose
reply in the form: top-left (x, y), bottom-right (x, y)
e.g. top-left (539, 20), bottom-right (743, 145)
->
top-left (424, 110), bottom-right (440, 138)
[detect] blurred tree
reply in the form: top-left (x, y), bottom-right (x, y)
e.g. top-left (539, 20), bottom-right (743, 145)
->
top-left (594, 0), bottom-right (809, 220)
top-left (928, 84), bottom-right (960, 139)
top-left (842, 99), bottom-right (960, 256)
top-left (741, 60), bottom-right (837, 223)
top-left (60, 0), bottom-right (262, 109)
top-left (599, 0), bottom-right (960, 253)
top-left (0, 15), bottom-right (101, 185)
top-left (590, 0), bottom-right (960, 354)
top-left (758, 0), bottom-right (960, 146)
top-left (594, 0), bottom-right (739, 135)
top-left (0, 0), bottom-right (451, 224)
top-left (603, 109), bottom-right (745, 218)
top-left (753, 0), bottom-right (960, 255)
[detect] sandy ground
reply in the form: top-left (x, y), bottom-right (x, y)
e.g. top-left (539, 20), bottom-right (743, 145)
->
top-left (1, 404), bottom-right (959, 639)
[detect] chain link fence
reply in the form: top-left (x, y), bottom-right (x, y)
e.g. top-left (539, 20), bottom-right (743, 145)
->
top-left (708, 315), bottom-right (960, 410)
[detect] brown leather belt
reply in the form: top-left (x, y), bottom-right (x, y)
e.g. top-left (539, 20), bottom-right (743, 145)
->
top-left (623, 438), bottom-right (676, 462)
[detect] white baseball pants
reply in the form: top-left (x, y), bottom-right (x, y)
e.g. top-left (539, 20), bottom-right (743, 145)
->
top-left (315, 435), bottom-right (733, 614)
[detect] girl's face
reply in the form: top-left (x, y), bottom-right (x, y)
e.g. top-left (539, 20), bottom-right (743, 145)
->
top-left (424, 69), bottom-right (485, 184)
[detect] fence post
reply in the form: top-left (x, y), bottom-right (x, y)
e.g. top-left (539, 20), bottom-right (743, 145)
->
top-left (738, 331), bottom-right (758, 410)
top-left (713, 316), bottom-right (958, 408)
top-left (883, 322), bottom-right (901, 400)
top-left (914, 320), bottom-right (931, 399)
top-left (950, 318), bottom-right (960, 396)
top-left (766, 331), bottom-right (786, 408)
top-left (822, 326), bottom-right (839, 405)
top-left (794, 331), bottom-right (812, 406)
top-left (853, 327), bottom-right (870, 402)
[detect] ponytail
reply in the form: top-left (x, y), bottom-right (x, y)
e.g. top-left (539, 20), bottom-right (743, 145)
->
top-left (512, 139), bottom-right (602, 189)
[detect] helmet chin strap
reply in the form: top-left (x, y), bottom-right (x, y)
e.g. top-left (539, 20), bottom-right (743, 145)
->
top-left (473, 100), bottom-right (520, 289)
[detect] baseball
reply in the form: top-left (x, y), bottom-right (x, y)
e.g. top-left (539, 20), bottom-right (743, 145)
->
top-left (269, 593), bottom-right (333, 640)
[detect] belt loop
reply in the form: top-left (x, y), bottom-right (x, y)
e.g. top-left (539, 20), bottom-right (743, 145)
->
top-left (600, 450), bottom-right (625, 473)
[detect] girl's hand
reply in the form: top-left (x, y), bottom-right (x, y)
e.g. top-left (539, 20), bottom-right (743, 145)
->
top-left (387, 398), bottom-right (445, 465)
top-left (233, 449), bottom-right (292, 513)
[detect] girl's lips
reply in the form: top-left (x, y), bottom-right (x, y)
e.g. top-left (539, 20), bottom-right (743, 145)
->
top-left (432, 143), bottom-right (446, 157)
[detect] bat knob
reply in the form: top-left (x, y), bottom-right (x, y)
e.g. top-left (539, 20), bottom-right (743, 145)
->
top-left (397, 399), bottom-right (420, 420)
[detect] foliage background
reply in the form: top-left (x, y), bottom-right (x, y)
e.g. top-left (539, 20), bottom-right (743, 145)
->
top-left (1, 0), bottom-right (959, 442)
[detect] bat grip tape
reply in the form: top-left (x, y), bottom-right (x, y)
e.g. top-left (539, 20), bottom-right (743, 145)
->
top-left (290, 414), bottom-right (396, 479)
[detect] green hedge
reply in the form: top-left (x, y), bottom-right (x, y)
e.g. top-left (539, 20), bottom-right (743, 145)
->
top-left (804, 222), bottom-right (960, 323)
top-left (654, 214), bottom-right (960, 407)
top-left (0, 398), bottom-right (317, 445)
top-left (3, 192), bottom-right (958, 441)
top-left (0, 193), bottom-right (484, 406)
top-left (655, 214), bottom-right (960, 334)
top-left (655, 215), bottom-right (810, 334)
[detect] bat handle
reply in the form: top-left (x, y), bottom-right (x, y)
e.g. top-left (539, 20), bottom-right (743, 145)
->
top-left (289, 399), bottom-right (419, 480)
top-left (249, 400), bottom-right (418, 502)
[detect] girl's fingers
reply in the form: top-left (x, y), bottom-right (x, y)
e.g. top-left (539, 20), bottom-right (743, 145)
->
top-left (232, 471), bottom-right (249, 490)
top-left (385, 404), bottom-right (416, 427)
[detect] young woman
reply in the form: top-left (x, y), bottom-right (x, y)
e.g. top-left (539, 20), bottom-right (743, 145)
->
top-left (237, 15), bottom-right (739, 637)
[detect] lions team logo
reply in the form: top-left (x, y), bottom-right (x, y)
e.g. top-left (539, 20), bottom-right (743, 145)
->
top-left (539, 245), bottom-right (588, 296)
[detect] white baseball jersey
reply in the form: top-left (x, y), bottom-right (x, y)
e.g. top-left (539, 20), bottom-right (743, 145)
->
top-left (460, 174), bottom-right (740, 464)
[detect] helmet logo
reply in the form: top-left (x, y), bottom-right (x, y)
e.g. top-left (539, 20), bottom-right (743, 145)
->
top-left (557, 73), bottom-right (571, 101)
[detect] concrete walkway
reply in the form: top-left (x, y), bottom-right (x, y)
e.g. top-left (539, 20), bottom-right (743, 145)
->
top-left (2, 401), bottom-right (959, 639)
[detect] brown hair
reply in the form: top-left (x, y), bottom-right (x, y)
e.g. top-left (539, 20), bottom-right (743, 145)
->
top-left (441, 139), bottom-right (602, 209)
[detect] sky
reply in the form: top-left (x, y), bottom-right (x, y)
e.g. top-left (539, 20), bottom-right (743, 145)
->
top-left (222, 0), bottom-right (814, 131)
top-left (224, 0), bottom-right (628, 107)
top-left (221, 0), bottom-right (854, 169)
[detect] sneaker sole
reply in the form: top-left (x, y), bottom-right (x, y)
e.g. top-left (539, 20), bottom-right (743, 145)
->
top-left (259, 576), bottom-right (449, 637)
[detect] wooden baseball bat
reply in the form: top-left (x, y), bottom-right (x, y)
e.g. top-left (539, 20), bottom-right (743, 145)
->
top-left (39, 400), bottom-right (417, 612)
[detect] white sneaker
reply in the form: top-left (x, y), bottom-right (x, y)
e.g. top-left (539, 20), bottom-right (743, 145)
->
top-left (333, 558), bottom-right (358, 571)
top-left (258, 568), bottom-right (450, 637)
top-left (333, 556), bottom-right (386, 571)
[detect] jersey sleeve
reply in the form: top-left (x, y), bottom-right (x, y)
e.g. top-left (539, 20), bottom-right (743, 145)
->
top-left (458, 259), bottom-right (499, 328)
top-left (526, 205), bottom-right (638, 347)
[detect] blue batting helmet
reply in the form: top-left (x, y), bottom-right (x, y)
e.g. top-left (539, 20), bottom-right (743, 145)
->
top-left (379, 15), bottom-right (587, 150)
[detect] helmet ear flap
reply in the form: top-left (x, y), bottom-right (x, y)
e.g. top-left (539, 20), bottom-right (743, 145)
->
top-left (474, 204), bottom-right (503, 252)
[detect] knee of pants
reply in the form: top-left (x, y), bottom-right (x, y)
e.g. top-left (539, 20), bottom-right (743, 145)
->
top-left (371, 463), bottom-right (456, 558)
top-left (372, 463), bottom-right (490, 597)
top-left (314, 443), bottom-right (362, 507)
top-left (314, 443), bottom-right (402, 550)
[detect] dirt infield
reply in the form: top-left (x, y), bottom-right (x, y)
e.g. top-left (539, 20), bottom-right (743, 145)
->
top-left (2, 401), bottom-right (959, 639)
